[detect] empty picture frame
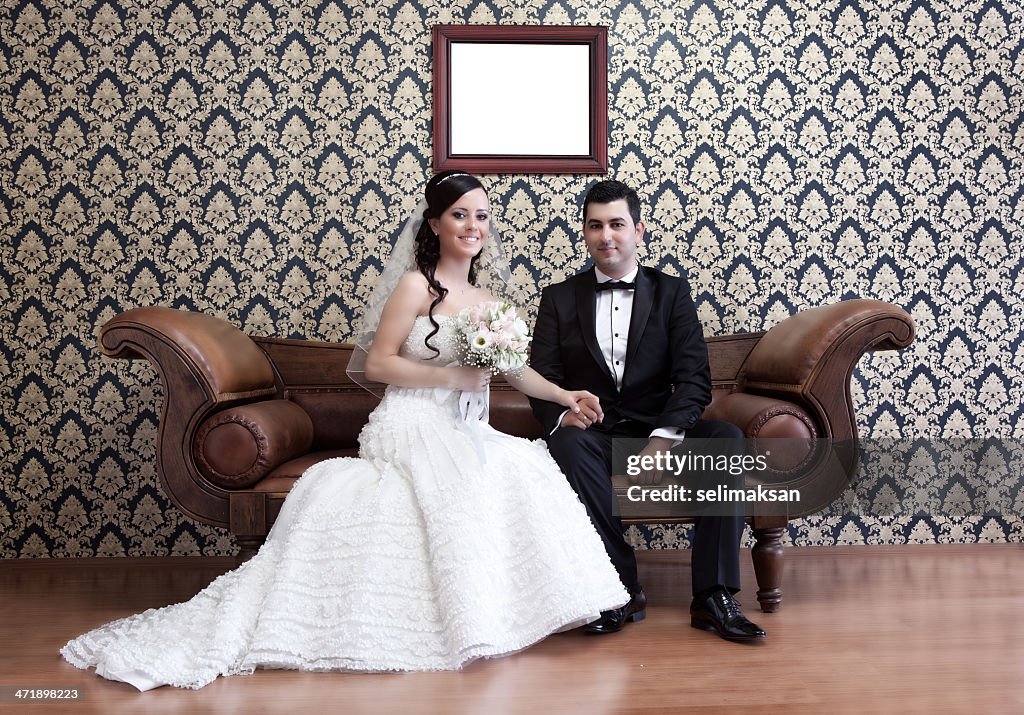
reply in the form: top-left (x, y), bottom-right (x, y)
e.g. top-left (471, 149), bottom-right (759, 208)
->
top-left (432, 25), bottom-right (608, 174)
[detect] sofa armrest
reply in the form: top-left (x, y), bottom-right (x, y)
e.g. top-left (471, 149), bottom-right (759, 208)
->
top-left (98, 307), bottom-right (280, 529)
top-left (100, 306), bottom-right (276, 401)
top-left (194, 400), bottom-right (314, 489)
top-left (704, 392), bottom-right (817, 439)
top-left (741, 299), bottom-right (914, 440)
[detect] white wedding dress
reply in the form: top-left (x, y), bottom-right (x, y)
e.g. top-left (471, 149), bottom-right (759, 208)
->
top-left (62, 316), bottom-right (628, 690)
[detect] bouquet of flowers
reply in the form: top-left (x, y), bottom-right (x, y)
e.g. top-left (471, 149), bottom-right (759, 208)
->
top-left (453, 301), bottom-right (531, 374)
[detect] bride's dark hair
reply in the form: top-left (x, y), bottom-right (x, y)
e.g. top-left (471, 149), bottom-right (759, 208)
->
top-left (415, 170), bottom-right (485, 357)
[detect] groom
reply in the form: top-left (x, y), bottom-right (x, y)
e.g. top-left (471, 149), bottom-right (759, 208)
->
top-left (529, 180), bottom-right (765, 642)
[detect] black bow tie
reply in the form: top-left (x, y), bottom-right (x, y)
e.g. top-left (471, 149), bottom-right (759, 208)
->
top-left (595, 280), bottom-right (636, 292)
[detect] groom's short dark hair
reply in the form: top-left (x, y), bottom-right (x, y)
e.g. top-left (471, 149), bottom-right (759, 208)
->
top-left (582, 180), bottom-right (642, 226)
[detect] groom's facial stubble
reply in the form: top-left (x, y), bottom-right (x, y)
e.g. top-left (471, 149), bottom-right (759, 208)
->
top-left (583, 198), bottom-right (645, 279)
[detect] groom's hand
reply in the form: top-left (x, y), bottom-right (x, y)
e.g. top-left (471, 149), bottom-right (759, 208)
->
top-left (559, 394), bottom-right (603, 430)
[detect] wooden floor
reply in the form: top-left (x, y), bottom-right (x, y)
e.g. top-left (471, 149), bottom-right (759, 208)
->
top-left (2, 544), bottom-right (1022, 714)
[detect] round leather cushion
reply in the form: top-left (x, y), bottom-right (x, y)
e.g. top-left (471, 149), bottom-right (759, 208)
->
top-left (194, 400), bottom-right (313, 489)
top-left (703, 392), bottom-right (817, 471)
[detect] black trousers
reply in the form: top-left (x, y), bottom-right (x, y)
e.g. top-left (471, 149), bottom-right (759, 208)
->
top-left (547, 418), bottom-right (745, 597)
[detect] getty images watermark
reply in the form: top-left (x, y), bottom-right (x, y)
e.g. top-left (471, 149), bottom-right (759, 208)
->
top-left (610, 437), bottom-right (858, 518)
top-left (610, 437), bottom-right (1024, 521)
top-left (623, 450), bottom-right (800, 505)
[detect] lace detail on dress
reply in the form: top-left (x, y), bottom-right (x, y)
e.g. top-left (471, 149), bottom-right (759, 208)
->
top-left (400, 314), bottom-right (460, 363)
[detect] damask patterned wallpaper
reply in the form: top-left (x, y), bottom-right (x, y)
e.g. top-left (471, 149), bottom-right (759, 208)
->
top-left (0, 0), bottom-right (1021, 557)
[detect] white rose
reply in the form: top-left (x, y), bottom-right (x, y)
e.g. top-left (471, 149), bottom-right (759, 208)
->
top-left (470, 328), bottom-right (493, 350)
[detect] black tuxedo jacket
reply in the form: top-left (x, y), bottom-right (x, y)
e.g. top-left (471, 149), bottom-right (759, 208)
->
top-left (529, 265), bottom-right (711, 435)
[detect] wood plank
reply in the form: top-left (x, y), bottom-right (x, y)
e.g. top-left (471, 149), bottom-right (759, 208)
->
top-left (2, 545), bottom-right (1021, 713)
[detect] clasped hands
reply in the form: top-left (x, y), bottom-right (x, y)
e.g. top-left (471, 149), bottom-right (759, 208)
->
top-left (560, 398), bottom-right (672, 486)
top-left (453, 371), bottom-right (666, 485)
top-left (559, 394), bottom-right (603, 430)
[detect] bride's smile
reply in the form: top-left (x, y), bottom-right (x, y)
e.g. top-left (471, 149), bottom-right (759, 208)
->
top-left (428, 187), bottom-right (490, 259)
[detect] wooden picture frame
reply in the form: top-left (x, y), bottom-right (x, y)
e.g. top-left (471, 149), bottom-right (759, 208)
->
top-left (432, 25), bottom-right (608, 174)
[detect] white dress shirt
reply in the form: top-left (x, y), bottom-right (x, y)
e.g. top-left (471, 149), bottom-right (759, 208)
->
top-left (594, 265), bottom-right (638, 390)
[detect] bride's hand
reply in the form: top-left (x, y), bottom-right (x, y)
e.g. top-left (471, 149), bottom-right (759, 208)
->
top-left (558, 391), bottom-right (603, 428)
top-left (448, 366), bottom-right (491, 392)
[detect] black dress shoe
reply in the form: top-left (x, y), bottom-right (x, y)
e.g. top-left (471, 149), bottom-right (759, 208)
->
top-left (586, 589), bottom-right (647, 634)
top-left (690, 589), bottom-right (766, 642)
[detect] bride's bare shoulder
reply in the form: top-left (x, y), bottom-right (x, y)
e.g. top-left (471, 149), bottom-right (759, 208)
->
top-left (380, 272), bottom-right (433, 318)
top-left (398, 270), bottom-right (428, 287)
top-left (392, 271), bottom-right (431, 298)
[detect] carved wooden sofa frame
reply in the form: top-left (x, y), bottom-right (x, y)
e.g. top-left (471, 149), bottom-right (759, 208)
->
top-left (99, 299), bottom-right (914, 613)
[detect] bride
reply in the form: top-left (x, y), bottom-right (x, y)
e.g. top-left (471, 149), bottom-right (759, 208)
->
top-left (61, 170), bottom-right (629, 690)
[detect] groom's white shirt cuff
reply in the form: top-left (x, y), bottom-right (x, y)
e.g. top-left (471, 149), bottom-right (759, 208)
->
top-left (649, 427), bottom-right (685, 444)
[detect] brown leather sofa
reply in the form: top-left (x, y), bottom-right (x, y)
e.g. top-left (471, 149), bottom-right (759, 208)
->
top-left (99, 299), bottom-right (914, 612)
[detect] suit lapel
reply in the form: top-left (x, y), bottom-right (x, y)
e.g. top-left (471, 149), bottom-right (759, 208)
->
top-left (623, 267), bottom-right (654, 377)
top-left (575, 270), bottom-right (616, 385)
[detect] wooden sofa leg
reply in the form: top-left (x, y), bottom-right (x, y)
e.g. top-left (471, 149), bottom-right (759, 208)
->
top-left (752, 526), bottom-right (785, 612)
top-left (235, 535), bottom-right (265, 561)
top-left (230, 492), bottom-right (267, 561)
